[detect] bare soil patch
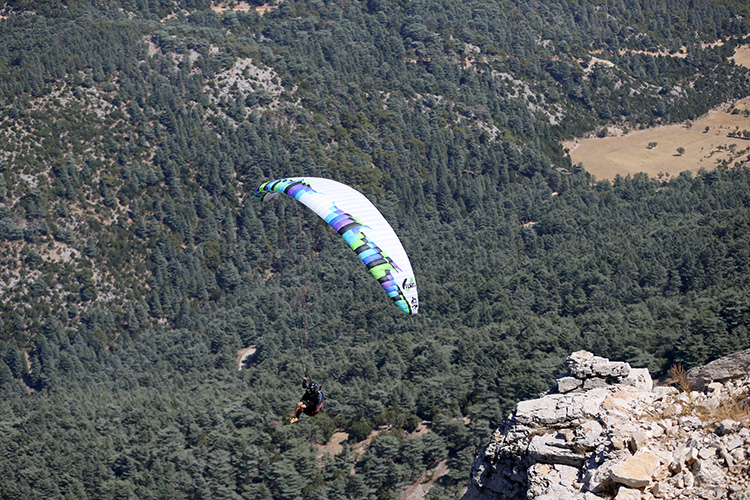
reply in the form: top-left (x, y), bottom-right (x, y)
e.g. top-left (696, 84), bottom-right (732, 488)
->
top-left (564, 97), bottom-right (750, 181)
top-left (22, 351), bottom-right (35, 393)
top-left (349, 427), bottom-right (384, 464)
top-left (401, 459), bottom-right (451, 500)
top-left (237, 345), bottom-right (257, 370)
top-left (313, 422), bottom-right (433, 468)
top-left (313, 421), bottom-right (453, 499)
top-left (316, 431), bottom-right (349, 459)
top-left (732, 45), bottom-right (750, 68)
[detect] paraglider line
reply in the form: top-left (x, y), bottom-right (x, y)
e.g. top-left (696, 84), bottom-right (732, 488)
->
top-left (298, 208), bottom-right (310, 378)
top-left (281, 207), bottom-right (311, 378)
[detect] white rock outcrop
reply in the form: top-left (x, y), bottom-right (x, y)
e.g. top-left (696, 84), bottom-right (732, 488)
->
top-left (464, 350), bottom-right (750, 500)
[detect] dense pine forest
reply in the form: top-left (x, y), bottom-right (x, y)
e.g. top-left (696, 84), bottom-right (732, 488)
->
top-left (1, 0), bottom-right (750, 498)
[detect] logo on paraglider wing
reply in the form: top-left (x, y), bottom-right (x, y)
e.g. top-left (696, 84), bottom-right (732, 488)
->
top-left (401, 277), bottom-right (416, 290)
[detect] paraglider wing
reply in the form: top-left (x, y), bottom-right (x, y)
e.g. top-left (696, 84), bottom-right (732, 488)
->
top-left (255, 177), bottom-right (418, 314)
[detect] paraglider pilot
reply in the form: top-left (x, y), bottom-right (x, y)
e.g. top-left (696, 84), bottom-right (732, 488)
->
top-left (290, 377), bottom-right (324, 423)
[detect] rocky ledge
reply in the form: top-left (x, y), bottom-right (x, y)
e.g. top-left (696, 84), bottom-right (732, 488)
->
top-left (465, 350), bottom-right (750, 500)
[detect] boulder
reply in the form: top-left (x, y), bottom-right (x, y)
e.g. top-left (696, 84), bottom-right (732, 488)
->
top-left (567, 351), bottom-right (631, 380)
top-left (557, 376), bottom-right (583, 393)
top-left (515, 389), bottom-right (608, 426)
top-left (583, 377), bottom-right (610, 390)
top-left (574, 420), bottom-right (604, 450)
top-left (528, 432), bottom-right (587, 466)
top-left (692, 458), bottom-right (725, 490)
top-left (623, 368), bottom-right (653, 392)
top-left (610, 452), bottom-right (662, 488)
top-left (613, 487), bottom-right (641, 500)
top-left (687, 347), bottom-right (750, 390)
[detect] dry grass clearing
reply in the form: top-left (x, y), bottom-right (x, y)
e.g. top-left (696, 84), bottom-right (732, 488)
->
top-left (564, 97), bottom-right (750, 181)
top-left (732, 45), bottom-right (750, 68)
top-left (564, 45), bottom-right (750, 181)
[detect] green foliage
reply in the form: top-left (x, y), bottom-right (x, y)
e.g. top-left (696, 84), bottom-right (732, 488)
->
top-left (1, 0), bottom-right (750, 498)
top-left (349, 420), bottom-right (375, 443)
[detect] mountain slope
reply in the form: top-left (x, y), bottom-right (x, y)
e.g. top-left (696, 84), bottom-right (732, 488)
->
top-left (1, 1), bottom-right (750, 498)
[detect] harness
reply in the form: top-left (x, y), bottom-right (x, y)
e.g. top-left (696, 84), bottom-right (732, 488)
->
top-left (303, 389), bottom-right (324, 415)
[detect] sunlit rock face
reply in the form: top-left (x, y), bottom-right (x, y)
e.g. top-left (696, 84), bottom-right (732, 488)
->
top-left (464, 349), bottom-right (750, 500)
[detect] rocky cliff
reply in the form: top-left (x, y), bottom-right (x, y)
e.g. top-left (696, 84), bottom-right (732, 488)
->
top-left (465, 350), bottom-right (750, 500)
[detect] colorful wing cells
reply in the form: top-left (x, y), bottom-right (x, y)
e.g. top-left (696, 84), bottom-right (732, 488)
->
top-left (255, 178), bottom-right (418, 314)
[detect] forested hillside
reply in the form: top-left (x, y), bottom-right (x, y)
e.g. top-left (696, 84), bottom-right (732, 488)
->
top-left (1, 0), bottom-right (750, 498)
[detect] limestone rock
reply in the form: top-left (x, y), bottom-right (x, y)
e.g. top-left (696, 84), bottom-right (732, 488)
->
top-left (613, 487), bottom-right (641, 500)
top-left (529, 432), bottom-right (587, 466)
top-left (687, 347), bottom-right (750, 390)
top-left (716, 419), bottom-right (739, 436)
top-left (566, 351), bottom-right (631, 381)
top-left (527, 463), bottom-right (583, 500)
top-left (515, 390), bottom-right (608, 426)
top-left (557, 376), bottom-right (583, 393)
top-left (583, 377), bottom-right (610, 390)
top-left (727, 438), bottom-right (743, 452)
top-left (465, 350), bottom-right (750, 500)
top-left (574, 420), bottom-right (604, 450)
top-left (623, 368), bottom-right (653, 392)
top-left (692, 458), bottom-right (724, 489)
top-left (610, 452), bottom-right (661, 488)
